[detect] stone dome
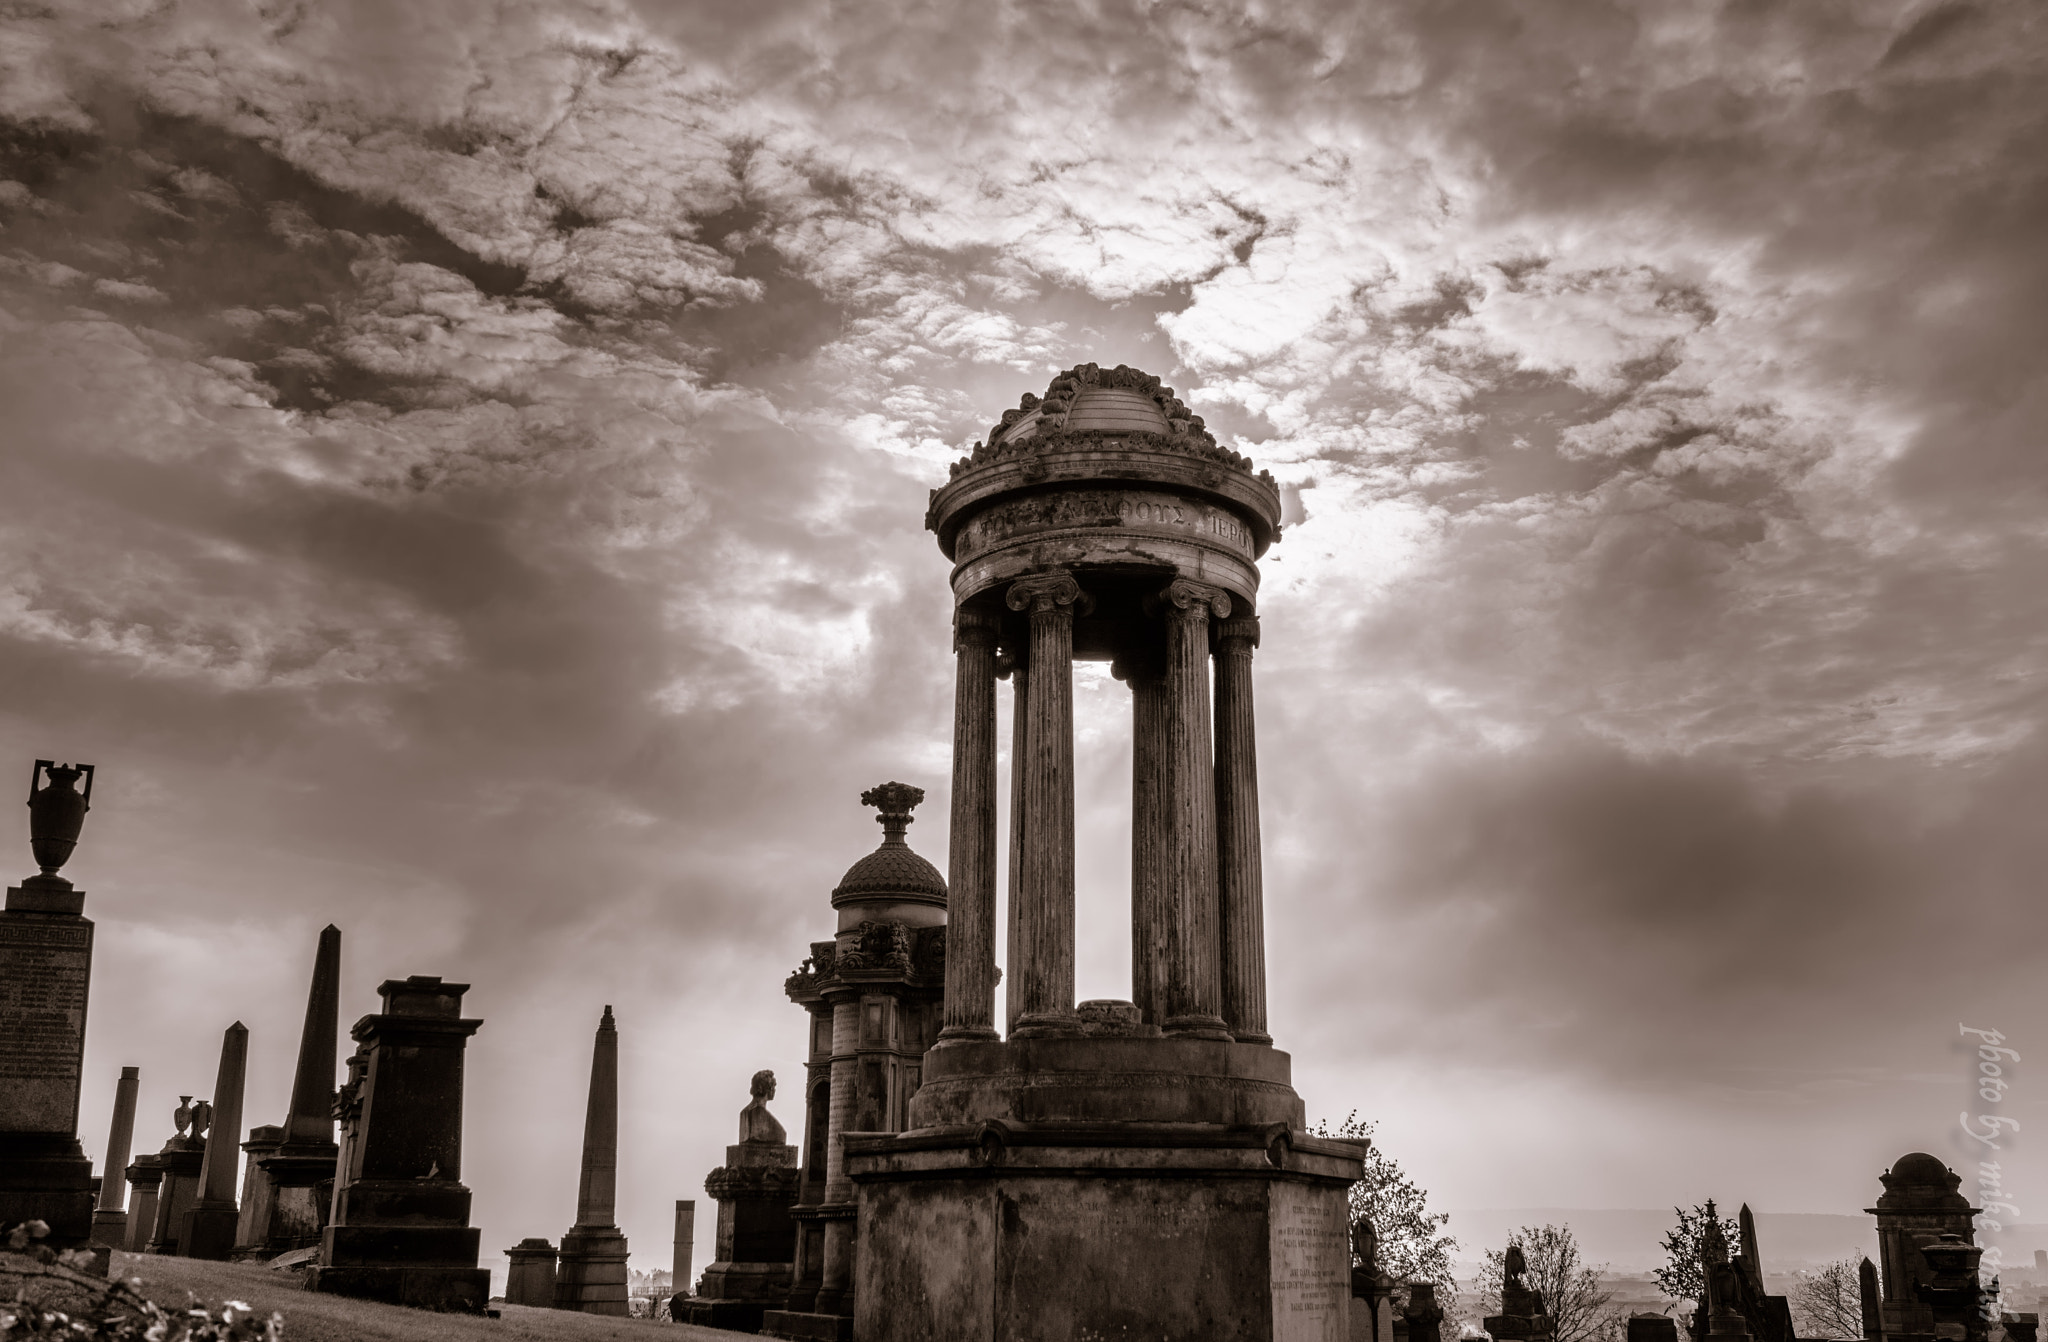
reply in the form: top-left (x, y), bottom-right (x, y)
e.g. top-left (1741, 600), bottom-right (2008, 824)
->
top-left (992, 384), bottom-right (1173, 448)
top-left (1888, 1152), bottom-right (1953, 1184)
top-left (831, 781), bottom-right (946, 910)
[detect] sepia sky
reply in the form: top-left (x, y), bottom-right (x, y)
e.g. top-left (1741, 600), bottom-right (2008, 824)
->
top-left (5, 0), bottom-right (2046, 1284)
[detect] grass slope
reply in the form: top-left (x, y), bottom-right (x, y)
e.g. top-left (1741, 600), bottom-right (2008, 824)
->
top-left (113, 1253), bottom-right (731, 1342)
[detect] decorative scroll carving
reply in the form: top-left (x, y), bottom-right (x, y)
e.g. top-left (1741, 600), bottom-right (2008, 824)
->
top-left (704, 1164), bottom-right (801, 1199)
top-left (1004, 571), bottom-right (1085, 615)
top-left (1159, 578), bottom-right (1232, 622)
top-left (837, 920), bottom-right (914, 974)
top-left (1216, 615), bottom-right (1261, 649)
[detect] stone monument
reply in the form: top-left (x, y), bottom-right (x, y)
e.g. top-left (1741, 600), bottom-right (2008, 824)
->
top-left (235, 924), bottom-right (342, 1258)
top-left (0, 760), bottom-right (100, 1257)
top-left (504, 1238), bottom-right (558, 1306)
top-left (181, 1020), bottom-right (248, 1259)
top-left (1858, 1154), bottom-right (2036, 1342)
top-left (122, 1153), bottom-right (163, 1252)
top-left (766, 783), bottom-right (947, 1340)
top-left (683, 1071), bottom-right (799, 1333)
top-left (553, 1005), bottom-right (630, 1315)
top-left (309, 975), bottom-right (489, 1312)
top-left (1485, 1244), bottom-right (1556, 1342)
top-left (89, 1065), bottom-right (140, 1247)
top-left (143, 1097), bottom-right (209, 1255)
top-left (671, 1199), bottom-right (696, 1312)
top-left (843, 362), bottom-right (1365, 1340)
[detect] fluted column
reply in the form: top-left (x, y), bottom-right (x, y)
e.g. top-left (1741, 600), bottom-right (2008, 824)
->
top-left (1213, 616), bottom-right (1270, 1044)
top-left (1119, 662), bottom-right (1170, 1027)
top-left (1003, 653), bottom-right (1026, 1034)
top-left (1005, 571), bottom-right (1086, 1037)
top-left (1159, 578), bottom-right (1232, 1040)
top-left (940, 609), bottom-right (1001, 1044)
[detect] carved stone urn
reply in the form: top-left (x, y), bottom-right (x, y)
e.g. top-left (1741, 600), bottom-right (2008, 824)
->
top-left (27, 759), bottom-right (94, 884)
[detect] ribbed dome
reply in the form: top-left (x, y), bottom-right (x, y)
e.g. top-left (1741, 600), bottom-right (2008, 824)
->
top-left (996, 385), bottom-right (1171, 448)
top-left (834, 843), bottom-right (946, 902)
top-left (831, 780), bottom-right (947, 909)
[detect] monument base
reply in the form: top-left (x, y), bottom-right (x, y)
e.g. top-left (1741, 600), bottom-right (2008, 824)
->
top-left (762, 1308), bottom-right (855, 1341)
top-left (683, 1296), bottom-right (774, 1333)
top-left (180, 1199), bottom-right (240, 1260)
top-left (307, 1264), bottom-right (492, 1312)
top-left (554, 1223), bottom-right (630, 1315)
top-left (90, 1208), bottom-right (127, 1248)
top-left (234, 1146), bottom-right (337, 1260)
top-left (312, 1180), bottom-right (489, 1313)
top-left (0, 1132), bottom-right (96, 1251)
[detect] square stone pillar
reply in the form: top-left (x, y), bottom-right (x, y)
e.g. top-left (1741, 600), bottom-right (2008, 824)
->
top-left (229, 1125), bottom-right (284, 1260)
top-left (123, 1155), bottom-right (163, 1252)
top-left (0, 876), bottom-right (97, 1253)
top-left (504, 1238), bottom-right (558, 1306)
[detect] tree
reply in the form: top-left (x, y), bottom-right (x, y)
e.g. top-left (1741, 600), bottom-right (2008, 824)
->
top-left (1311, 1112), bottom-right (1460, 1322)
top-left (1791, 1259), bottom-right (1867, 1341)
top-left (1479, 1224), bottom-right (1624, 1342)
top-left (1655, 1204), bottom-right (1742, 1316)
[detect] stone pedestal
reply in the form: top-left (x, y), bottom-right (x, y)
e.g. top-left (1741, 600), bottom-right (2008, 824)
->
top-left (309, 976), bottom-right (488, 1313)
top-left (123, 1155), bottom-right (163, 1252)
top-left (0, 878), bottom-right (97, 1251)
top-left (144, 1139), bottom-right (205, 1256)
top-left (556, 1225), bottom-right (630, 1315)
top-left (504, 1238), bottom-right (558, 1306)
top-left (685, 1141), bottom-right (799, 1333)
top-left (553, 1005), bottom-right (630, 1315)
top-left (241, 924), bottom-right (342, 1258)
top-left (844, 1036), bottom-right (1363, 1342)
top-left (229, 1125), bottom-right (284, 1261)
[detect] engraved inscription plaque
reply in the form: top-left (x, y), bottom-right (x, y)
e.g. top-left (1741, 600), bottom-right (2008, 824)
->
top-left (953, 487), bottom-right (1258, 566)
top-left (1270, 1180), bottom-right (1350, 1342)
top-left (0, 914), bottom-right (94, 1133)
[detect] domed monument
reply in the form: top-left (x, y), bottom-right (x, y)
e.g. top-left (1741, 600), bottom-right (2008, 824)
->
top-left (836, 363), bottom-right (1366, 1340)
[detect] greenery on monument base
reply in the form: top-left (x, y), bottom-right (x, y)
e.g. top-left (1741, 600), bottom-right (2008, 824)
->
top-left (1790, 1258), bottom-right (1867, 1341)
top-left (1312, 1112), bottom-right (1461, 1322)
top-left (1655, 1203), bottom-right (1743, 1323)
top-left (1479, 1224), bottom-right (1625, 1342)
top-left (2, 1221), bottom-right (284, 1340)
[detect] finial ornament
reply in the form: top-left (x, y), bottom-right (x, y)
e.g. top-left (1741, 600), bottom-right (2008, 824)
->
top-left (26, 759), bottom-right (95, 883)
top-left (861, 782), bottom-right (925, 844)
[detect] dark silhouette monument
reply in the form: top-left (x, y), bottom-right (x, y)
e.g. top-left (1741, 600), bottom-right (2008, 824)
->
top-left (684, 1071), bottom-right (799, 1333)
top-left (180, 1019), bottom-right (248, 1259)
top-left (310, 975), bottom-right (488, 1311)
top-left (842, 362), bottom-right (1365, 1339)
top-left (0, 761), bottom-right (102, 1262)
top-left (234, 924), bottom-right (343, 1258)
top-left (1855, 1153), bottom-right (2036, 1342)
top-left (554, 1005), bottom-right (630, 1315)
top-left (89, 1065), bottom-right (140, 1248)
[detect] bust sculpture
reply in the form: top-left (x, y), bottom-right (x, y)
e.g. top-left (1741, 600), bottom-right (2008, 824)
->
top-left (739, 1070), bottom-right (785, 1145)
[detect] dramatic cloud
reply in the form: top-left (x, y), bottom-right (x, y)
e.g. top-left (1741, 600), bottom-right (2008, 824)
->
top-left (3, 0), bottom-right (2043, 1280)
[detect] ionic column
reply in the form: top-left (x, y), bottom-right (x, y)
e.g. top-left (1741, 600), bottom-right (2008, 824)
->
top-left (1005, 571), bottom-right (1086, 1036)
top-left (939, 608), bottom-right (1000, 1044)
top-left (1159, 578), bottom-right (1232, 1040)
top-left (1002, 651), bottom-right (1025, 1033)
top-left (1117, 661), bottom-right (1170, 1027)
top-left (1213, 616), bottom-right (1270, 1044)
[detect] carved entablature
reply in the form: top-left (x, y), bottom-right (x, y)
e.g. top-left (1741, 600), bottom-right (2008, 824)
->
top-left (783, 923), bottom-right (947, 1002)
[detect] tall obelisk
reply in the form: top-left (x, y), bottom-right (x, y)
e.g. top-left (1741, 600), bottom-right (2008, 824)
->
top-left (554, 1006), bottom-right (630, 1314)
top-left (0, 761), bottom-right (100, 1261)
top-left (182, 1021), bottom-right (248, 1259)
top-left (236, 925), bottom-right (342, 1257)
top-left (90, 1066), bottom-right (140, 1246)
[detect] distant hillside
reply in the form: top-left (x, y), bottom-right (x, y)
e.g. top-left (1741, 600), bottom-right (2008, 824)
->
top-left (1442, 1208), bottom-right (1878, 1273)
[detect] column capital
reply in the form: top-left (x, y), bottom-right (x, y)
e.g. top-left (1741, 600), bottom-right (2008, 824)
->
top-left (1006, 571), bottom-right (1089, 614)
top-left (1155, 577), bottom-right (1232, 622)
top-left (954, 606), bottom-right (1001, 649)
top-left (1216, 615), bottom-right (1260, 650)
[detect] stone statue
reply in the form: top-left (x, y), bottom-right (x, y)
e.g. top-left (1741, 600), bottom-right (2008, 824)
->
top-left (1505, 1243), bottom-right (1527, 1290)
top-left (739, 1070), bottom-right (785, 1145)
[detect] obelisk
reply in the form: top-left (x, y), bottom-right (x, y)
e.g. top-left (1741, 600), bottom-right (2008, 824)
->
top-left (0, 760), bottom-right (100, 1261)
top-left (181, 1021), bottom-right (247, 1259)
top-left (90, 1066), bottom-right (140, 1246)
top-left (237, 925), bottom-right (341, 1257)
top-left (554, 1005), bottom-right (630, 1314)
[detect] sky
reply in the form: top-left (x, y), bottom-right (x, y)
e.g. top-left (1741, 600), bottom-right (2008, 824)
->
top-left (4, 0), bottom-right (2046, 1291)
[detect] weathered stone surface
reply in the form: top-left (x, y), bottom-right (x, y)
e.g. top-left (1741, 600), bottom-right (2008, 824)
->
top-left (0, 903), bottom-right (93, 1134)
top-left (555, 1005), bottom-right (629, 1316)
top-left (89, 1065), bottom-right (139, 1247)
top-left (504, 1237), bottom-right (557, 1307)
top-left (181, 1021), bottom-right (248, 1260)
top-left (309, 975), bottom-right (487, 1313)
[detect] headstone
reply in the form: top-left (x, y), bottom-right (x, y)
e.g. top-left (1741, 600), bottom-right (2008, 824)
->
top-left (1630, 1317), bottom-right (1682, 1342)
top-left (123, 1153), bottom-right (163, 1252)
top-left (684, 1071), bottom-right (799, 1334)
top-left (90, 1065), bottom-right (140, 1247)
top-left (230, 1125), bottom-right (285, 1260)
top-left (1405, 1282), bottom-right (1445, 1342)
top-left (1486, 1244), bottom-right (1558, 1342)
top-left (237, 925), bottom-right (342, 1258)
top-left (0, 761), bottom-right (99, 1257)
top-left (181, 1021), bottom-right (248, 1259)
top-left (505, 1238), bottom-right (559, 1306)
top-left (308, 975), bottom-right (488, 1312)
top-left (554, 1005), bottom-right (630, 1315)
top-left (144, 1099), bottom-right (207, 1255)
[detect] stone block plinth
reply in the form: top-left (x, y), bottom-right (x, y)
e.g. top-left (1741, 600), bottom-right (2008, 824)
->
top-left (143, 1142), bottom-right (204, 1256)
top-left (504, 1237), bottom-right (558, 1307)
top-left (555, 1224), bottom-right (630, 1315)
top-left (0, 883), bottom-right (96, 1251)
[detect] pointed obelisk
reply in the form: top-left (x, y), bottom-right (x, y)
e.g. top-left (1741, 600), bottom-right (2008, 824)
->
top-left (182, 1021), bottom-right (247, 1259)
top-left (554, 1006), bottom-right (630, 1314)
top-left (235, 925), bottom-right (341, 1258)
top-left (90, 1066), bottom-right (140, 1246)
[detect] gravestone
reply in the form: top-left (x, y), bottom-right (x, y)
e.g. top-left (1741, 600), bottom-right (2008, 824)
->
top-left (553, 1006), bottom-right (630, 1315)
top-left (683, 1071), bottom-right (799, 1333)
top-left (230, 1125), bottom-right (285, 1261)
top-left (672, 1199), bottom-right (695, 1309)
top-left (237, 925), bottom-right (342, 1258)
top-left (90, 1065), bottom-right (140, 1247)
top-left (309, 975), bottom-right (488, 1312)
top-left (122, 1153), bottom-right (163, 1252)
top-left (0, 761), bottom-right (99, 1259)
top-left (181, 1021), bottom-right (248, 1258)
top-left (505, 1238), bottom-right (558, 1306)
top-left (144, 1098), bottom-right (208, 1255)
